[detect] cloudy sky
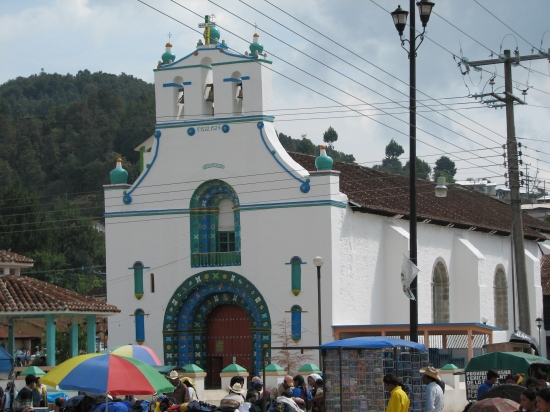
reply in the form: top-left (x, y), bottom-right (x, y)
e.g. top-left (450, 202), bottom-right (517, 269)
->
top-left (2, 0), bottom-right (550, 188)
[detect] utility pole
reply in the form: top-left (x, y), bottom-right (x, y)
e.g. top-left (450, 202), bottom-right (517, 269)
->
top-left (467, 49), bottom-right (550, 335)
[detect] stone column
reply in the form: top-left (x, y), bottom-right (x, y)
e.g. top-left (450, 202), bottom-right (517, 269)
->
top-left (182, 364), bottom-right (207, 400)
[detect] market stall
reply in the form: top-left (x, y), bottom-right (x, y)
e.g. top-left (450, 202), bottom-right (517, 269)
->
top-left (320, 337), bottom-right (429, 412)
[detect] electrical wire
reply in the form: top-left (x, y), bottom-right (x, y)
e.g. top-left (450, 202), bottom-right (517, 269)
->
top-left (473, 0), bottom-right (540, 51)
top-left (161, 1), bottom-right (511, 182)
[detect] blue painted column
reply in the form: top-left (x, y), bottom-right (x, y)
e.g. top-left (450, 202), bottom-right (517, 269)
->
top-left (46, 315), bottom-right (56, 366)
top-left (70, 323), bottom-right (79, 358)
top-left (7, 319), bottom-right (15, 358)
top-left (87, 315), bottom-right (96, 354)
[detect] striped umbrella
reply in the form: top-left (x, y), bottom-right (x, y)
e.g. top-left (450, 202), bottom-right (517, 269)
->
top-left (470, 397), bottom-right (521, 412)
top-left (41, 353), bottom-right (172, 396)
top-left (104, 345), bottom-right (162, 366)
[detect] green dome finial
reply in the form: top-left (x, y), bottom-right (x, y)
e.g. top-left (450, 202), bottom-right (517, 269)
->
top-left (110, 158), bottom-right (128, 185)
top-left (162, 42), bottom-right (176, 64)
top-left (249, 33), bottom-right (264, 56)
top-left (315, 145), bottom-right (333, 171)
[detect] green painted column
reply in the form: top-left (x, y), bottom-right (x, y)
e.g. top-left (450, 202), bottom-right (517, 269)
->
top-left (46, 315), bottom-right (56, 366)
top-left (87, 315), bottom-right (96, 354)
top-left (7, 319), bottom-right (15, 358)
top-left (70, 323), bottom-right (79, 358)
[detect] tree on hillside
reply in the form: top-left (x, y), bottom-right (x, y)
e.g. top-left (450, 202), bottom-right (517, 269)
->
top-left (373, 139), bottom-right (405, 175)
top-left (403, 157), bottom-right (432, 180)
top-left (323, 126), bottom-right (338, 148)
top-left (433, 156), bottom-right (457, 179)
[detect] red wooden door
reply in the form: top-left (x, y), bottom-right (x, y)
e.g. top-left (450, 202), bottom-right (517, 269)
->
top-left (207, 304), bottom-right (252, 388)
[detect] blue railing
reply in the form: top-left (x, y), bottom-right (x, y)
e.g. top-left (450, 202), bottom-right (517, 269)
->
top-left (191, 251), bottom-right (241, 267)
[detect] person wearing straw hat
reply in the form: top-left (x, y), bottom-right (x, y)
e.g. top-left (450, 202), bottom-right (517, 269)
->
top-left (219, 382), bottom-right (245, 410)
top-left (420, 367), bottom-right (444, 412)
top-left (164, 370), bottom-right (190, 404)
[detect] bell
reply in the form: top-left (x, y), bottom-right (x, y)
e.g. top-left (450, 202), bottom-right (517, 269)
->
top-left (205, 84), bottom-right (214, 102)
top-left (237, 83), bottom-right (243, 99)
top-left (177, 89), bottom-right (184, 104)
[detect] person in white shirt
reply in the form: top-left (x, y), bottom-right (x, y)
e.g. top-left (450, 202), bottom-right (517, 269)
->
top-left (420, 367), bottom-right (444, 412)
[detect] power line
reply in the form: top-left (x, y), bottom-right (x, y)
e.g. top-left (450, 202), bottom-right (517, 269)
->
top-left (473, 0), bottom-right (540, 51)
top-left (163, 1), bottom-right (509, 181)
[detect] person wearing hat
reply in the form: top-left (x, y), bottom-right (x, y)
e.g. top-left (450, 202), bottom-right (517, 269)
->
top-left (219, 382), bottom-right (245, 410)
top-left (164, 370), bottom-right (190, 404)
top-left (420, 367), bottom-right (444, 412)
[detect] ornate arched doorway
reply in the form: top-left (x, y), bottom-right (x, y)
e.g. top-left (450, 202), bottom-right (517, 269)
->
top-left (163, 270), bottom-right (271, 378)
top-left (206, 304), bottom-right (253, 388)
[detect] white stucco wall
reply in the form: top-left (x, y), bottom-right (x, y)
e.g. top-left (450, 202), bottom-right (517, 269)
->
top-left (105, 41), bottom-right (545, 368)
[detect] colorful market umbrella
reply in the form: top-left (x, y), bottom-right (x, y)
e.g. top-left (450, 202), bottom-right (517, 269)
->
top-left (103, 345), bottom-right (162, 366)
top-left (470, 397), bottom-right (520, 412)
top-left (41, 353), bottom-right (173, 396)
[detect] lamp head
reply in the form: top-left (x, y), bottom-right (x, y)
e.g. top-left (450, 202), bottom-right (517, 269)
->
top-left (313, 256), bottom-right (324, 268)
top-left (435, 176), bottom-right (448, 198)
top-left (416, 0), bottom-right (435, 27)
top-left (391, 5), bottom-right (409, 36)
top-left (536, 317), bottom-right (543, 328)
top-left (481, 316), bottom-right (488, 325)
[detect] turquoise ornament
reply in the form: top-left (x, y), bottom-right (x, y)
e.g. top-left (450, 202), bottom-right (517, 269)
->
top-left (315, 146), bottom-right (334, 171)
top-left (110, 158), bottom-right (128, 184)
top-left (249, 34), bottom-right (264, 55)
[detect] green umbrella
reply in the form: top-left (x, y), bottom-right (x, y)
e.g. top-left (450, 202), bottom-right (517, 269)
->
top-left (20, 366), bottom-right (46, 376)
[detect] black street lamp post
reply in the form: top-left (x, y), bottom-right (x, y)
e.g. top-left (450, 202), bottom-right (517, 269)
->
top-left (390, 0), bottom-right (435, 343)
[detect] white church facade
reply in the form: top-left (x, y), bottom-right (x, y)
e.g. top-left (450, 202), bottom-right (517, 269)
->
top-left (104, 19), bottom-right (550, 384)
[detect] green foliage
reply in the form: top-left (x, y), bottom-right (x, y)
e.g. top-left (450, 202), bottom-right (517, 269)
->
top-left (403, 157), bottom-right (432, 180)
top-left (433, 156), bottom-right (457, 178)
top-left (0, 70), bottom-right (153, 117)
top-left (326, 147), bottom-right (355, 163)
top-left (373, 139), bottom-right (404, 175)
top-left (322, 126), bottom-right (338, 148)
top-left (433, 170), bottom-right (455, 184)
top-left (385, 139), bottom-right (404, 159)
top-left (277, 132), bottom-right (355, 163)
top-left (42, 326), bottom-right (88, 364)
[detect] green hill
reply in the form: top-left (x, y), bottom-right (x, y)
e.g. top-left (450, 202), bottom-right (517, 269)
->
top-left (0, 69), bottom-right (153, 117)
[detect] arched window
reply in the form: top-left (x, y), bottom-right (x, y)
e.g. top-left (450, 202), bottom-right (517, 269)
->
top-left (190, 180), bottom-right (241, 267)
top-left (291, 305), bottom-right (302, 341)
top-left (135, 308), bottom-right (145, 343)
top-left (432, 261), bottom-right (450, 323)
top-left (494, 267), bottom-right (509, 329)
top-left (289, 256), bottom-right (303, 296)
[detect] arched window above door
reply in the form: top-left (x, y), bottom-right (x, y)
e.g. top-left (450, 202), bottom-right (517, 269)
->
top-left (190, 180), bottom-right (241, 267)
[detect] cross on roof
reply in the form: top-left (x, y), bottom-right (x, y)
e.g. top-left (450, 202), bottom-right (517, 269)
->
top-left (254, 22), bottom-right (258, 32)
top-left (168, 32), bottom-right (172, 42)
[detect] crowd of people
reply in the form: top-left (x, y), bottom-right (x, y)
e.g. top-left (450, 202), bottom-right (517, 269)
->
top-left (472, 369), bottom-right (550, 412)
top-left (0, 374), bottom-right (48, 412)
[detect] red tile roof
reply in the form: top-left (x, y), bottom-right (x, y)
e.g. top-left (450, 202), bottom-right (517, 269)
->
top-left (290, 152), bottom-right (550, 240)
top-left (0, 276), bottom-right (120, 314)
top-left (0, 325), bottom-right (40, 339)
top-left (0, 251), bottom-right (35, 264)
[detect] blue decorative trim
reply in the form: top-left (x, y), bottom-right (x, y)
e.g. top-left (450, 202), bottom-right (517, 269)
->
top-left (163, 82), bottom-right (192, 88)
top-left (157, 51), bottom-right (197, 68)
top-left (216, 50), bottom-right (272, 64)
top-left (156, 115), bottom-right (274, 129)
top-left (223, 76), bottom-right (251, 82)
top-left (187, 127), bottom-right (196, 136)
top-left (123, 130), bottom-right (161, 204)
top-left (105, 199), bottom-right (346, 218)
top-left (222, 124), bottom-right (230, 133)
top-left (154, 64), bottom-right (211, 72)
top-left (257, 122), bottom-right (310, 193)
